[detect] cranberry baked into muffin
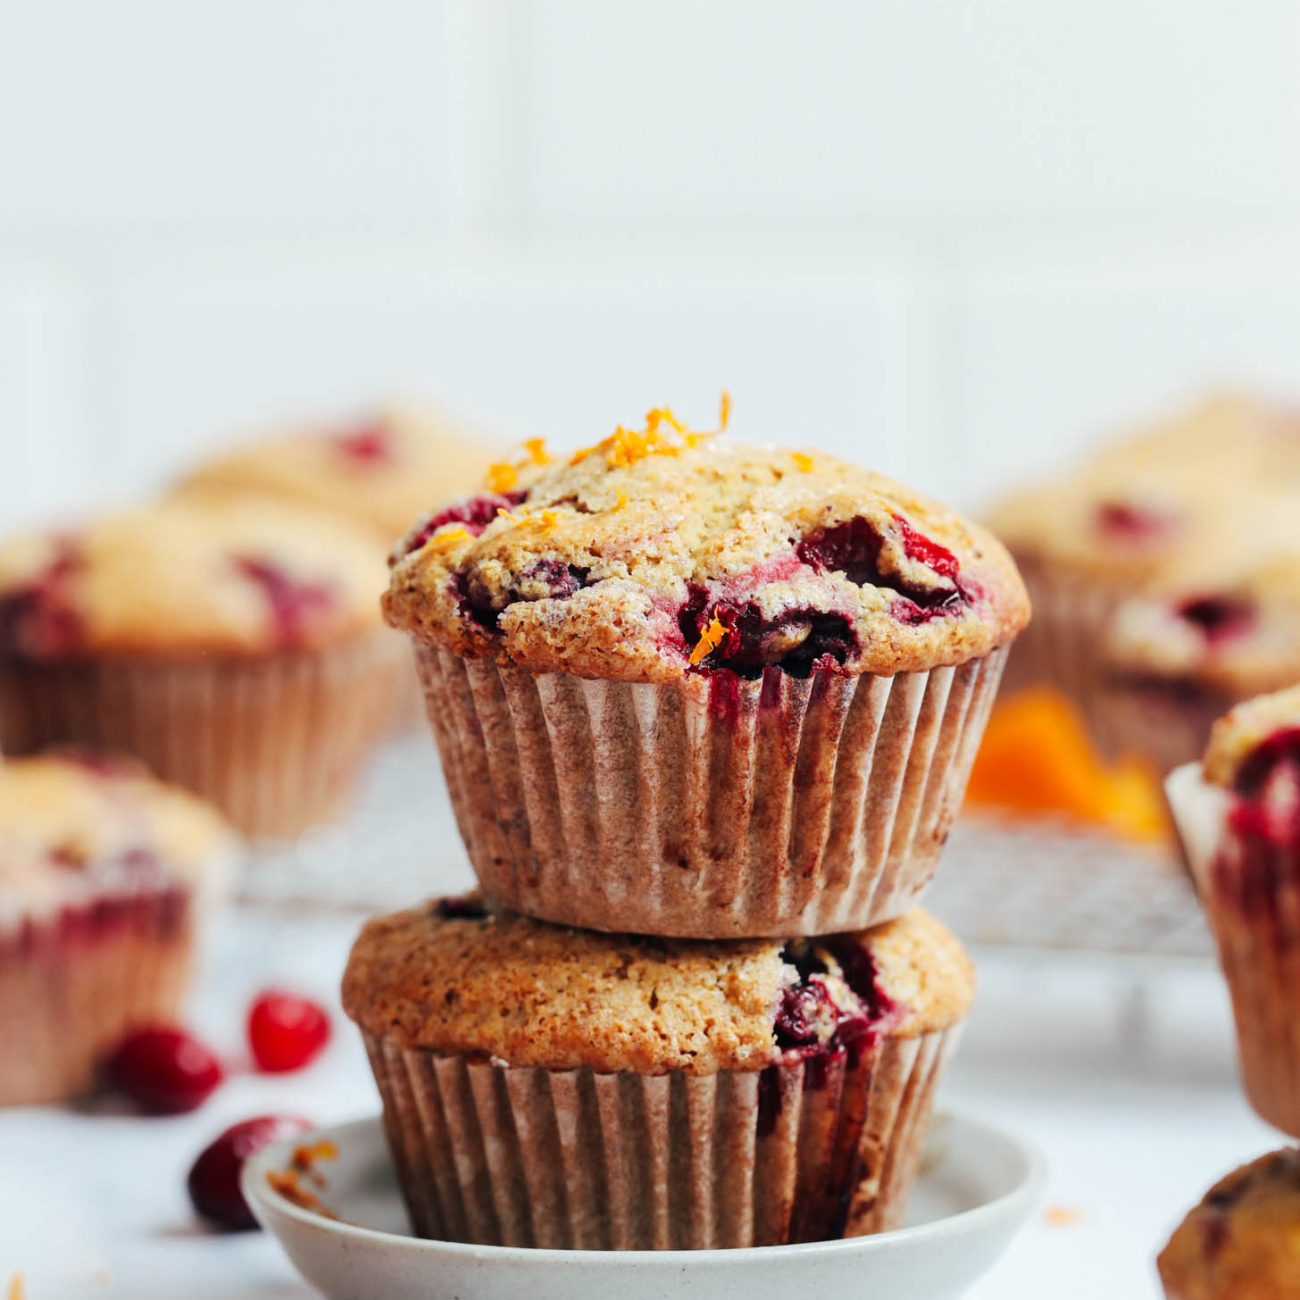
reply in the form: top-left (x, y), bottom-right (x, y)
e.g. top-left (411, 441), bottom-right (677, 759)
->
top-left (386, 407), bottom-right (1029, 937)
top-left (1167, 686), bottom-right (1300, 1135)
top-left (0, 752), bottom-right (235, 1105)
top-left (1158, 1148), bottom-right (1300, 1300)
top-left (175, 401), bottom-right (500, 545)
top-left (0, 498), bottom-right (400, 836)
top-left (343, 896), bottom-right (974, 1249)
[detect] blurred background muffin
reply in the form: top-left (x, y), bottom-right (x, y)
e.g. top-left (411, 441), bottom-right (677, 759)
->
top-left (986, 395), bottom-right (1300, 796)
top-left (0, 751), bottom-right (236, 1106)
top-left (173, 401), bottom-right (501, 549)
top-left (0, 497), bottom-right (399, 837)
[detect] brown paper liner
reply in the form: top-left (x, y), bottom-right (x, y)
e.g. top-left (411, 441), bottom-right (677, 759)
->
top-left (999, 557), bottom-right (1126, 757)
top-left (1169, 766), bottom-right (1300, 1136)
top-left (0, 630), bottom-right (400, 838)
top-left (415, 645), bottom-right (1006, 937)
top-left (0, 885), bottom-right (197, 1106)
top-left (362, 1026), bottom-right (958, 1249)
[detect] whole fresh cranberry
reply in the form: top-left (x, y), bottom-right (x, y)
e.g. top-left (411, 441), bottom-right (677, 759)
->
top-left (105, 1026), bottom-right (224, 1115)
top-left (248, 990), bottom-right (331, 1073)
top-left (188, 1115), bottom-right (311, 1231)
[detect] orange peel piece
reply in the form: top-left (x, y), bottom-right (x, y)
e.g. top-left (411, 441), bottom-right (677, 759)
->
top-left (965, 687), bottom-right (1167, 842)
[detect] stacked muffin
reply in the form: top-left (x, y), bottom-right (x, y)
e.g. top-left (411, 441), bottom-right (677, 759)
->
top-left (989, 393), bottom-right (1300, 771)
top-left (343, 407), bottom-right (1031, 1247)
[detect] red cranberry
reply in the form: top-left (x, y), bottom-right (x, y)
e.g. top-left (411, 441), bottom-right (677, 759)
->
top-left (248, 991), bottom-right (331, 1074)
top-left (0, 539), bottom-right (84, 658)
top-left (893, 514), bottom-right (960, 578)
top-left (234, 558), bottom-right (336, 649)
top-left (334, 422), bottom-right (392, 464)
top-left (105, 1026), bottom-right (224, 1114)
top-left (188, 1115), bottom-right (311, 1231)
top-left (1095, 500), bottom-right (1173, 541)
top-left (401, 491), bottom-right (527, 556)
top-left (1176, 595), bottom-right (1253, 646)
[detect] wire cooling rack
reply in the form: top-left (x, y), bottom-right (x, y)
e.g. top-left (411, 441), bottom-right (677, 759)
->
top-left (238, 733), bottom-right (1213, 959)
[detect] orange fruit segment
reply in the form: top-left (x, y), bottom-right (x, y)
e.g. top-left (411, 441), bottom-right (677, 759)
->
top-left (965, 687), bottom-right (1168, 843)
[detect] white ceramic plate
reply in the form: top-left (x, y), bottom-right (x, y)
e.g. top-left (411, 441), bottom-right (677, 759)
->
top-left (245, 1110), bottom-right (1044, 1300)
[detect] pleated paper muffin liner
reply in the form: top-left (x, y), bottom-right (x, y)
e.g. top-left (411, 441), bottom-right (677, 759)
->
top-left (0, 885), bottom-right (198, 1106)
top-left (0, 630), bottom-right (401, 839)
top-left (1168, 765), bottom-right (1300, 1136)
top-left (415, 644), bottom-right (1006, 937)
top-left (1096, 677), bottom-right (1234, 777)
top-left (999, 557), bottom-right (1126, 756)
top-left (363, 1026), bottom-right (959, 1249)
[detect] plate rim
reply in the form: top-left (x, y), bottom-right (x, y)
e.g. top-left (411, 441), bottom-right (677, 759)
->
top-left (244, 1107), bottom-right (1047, 1265)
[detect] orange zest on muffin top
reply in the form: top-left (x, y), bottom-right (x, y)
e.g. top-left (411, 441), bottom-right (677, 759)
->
top-left (385, 407), bottom-right (1030, 683)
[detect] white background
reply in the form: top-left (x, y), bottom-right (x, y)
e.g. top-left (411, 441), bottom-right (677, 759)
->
top-left (5, 1), bottom-right (1300, 528)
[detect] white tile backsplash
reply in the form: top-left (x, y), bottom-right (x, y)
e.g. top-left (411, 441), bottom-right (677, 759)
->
top-left (4, 4), bottom-right (1300, 520)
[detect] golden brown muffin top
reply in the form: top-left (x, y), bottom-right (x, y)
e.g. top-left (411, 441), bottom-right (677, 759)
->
top-left (0, 751), bottom-right (237, 919)
top-left (989, 394), bottom-right (1300, 585)
top-left (384, 407), bottom-right (1029, 683)
top-left (1158, 1148), bottom-right (1300, 1300)
top-left (342, 899), bottom-right (974, 1075)
top-left (174, 402), bottom-right (502, 543)
top-left (0, 498), bottom-right (386, 661)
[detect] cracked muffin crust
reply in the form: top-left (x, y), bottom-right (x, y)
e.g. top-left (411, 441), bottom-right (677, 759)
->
top-left (385, 413), bottom-right (1029, 684)
top-left (1158, 1148), bottom-right (1300, 1300)
top-left (342, 898), bottom-right (973, 1075)
top-left (0, 498), bottom-right (386, 661)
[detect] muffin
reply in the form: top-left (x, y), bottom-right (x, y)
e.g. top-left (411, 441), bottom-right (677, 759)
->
top-left (342, 897), bottom-right (974, 1249)
top-left (0, 751), bottom-right (236, 1105)
top-left (988, 394), bottom-right (1300, 756)
top-left (385, 407), bottom-right (1029, 937)
top-left (174, 401), bottom-right (500, 545)
top-left (1102, 544), bottom-right (1300, 774)
top-left (1158, 1147), bottom-right (1300, 1299)
top-left (0, 497), bottom-right (400, 837)
top-left (1166, 686), bottom-right (1300, 1135)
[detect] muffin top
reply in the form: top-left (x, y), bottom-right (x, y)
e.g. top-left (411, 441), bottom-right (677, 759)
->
top-left (0, 498), bottom-right (386, 661)
top-left (0, 751), bottom-right (237, 921)
top-left (342, 898), bottom-right (974, 1075)
top-left (1201, 685), bottom-right (1300, 790)
top-left (385, 409), bottom-right (1029, 683)
top-left (175, 402), bottom-right (500, 543)
top-left (988, 394), bottom-right (1300, 584)
top-left (1158, 1148), bottom-right (1300, 1300)
top-left (1106, 550), bottom-right (1300, 699)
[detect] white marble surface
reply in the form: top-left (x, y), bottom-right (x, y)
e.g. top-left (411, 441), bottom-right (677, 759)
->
top-left (1, 907), bottom-right (1279, 1299)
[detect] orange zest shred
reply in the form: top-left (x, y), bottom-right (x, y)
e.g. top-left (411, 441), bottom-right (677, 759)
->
top-left (791, 451), bottom-right (815, 472)
top-left (292, 1139), bottom-right (340, 1175)
top-left (1044, 1205), bottom-right (1085, 1228)
top-left (484, 437), bottom-right (553, 493)
top-left (484, 460), bottom-right (520, 493)
top-left (611, 487), bottom-right (628, 511)
top-left (522, 437), bottom-right (552, 467)
top-left (266, 1169), bottom-right (339, 1219)
top-left (965, 687), bottom-right (1168, 843)
top-left (495, 506), bottom-right (520, 524)
top-left (571, 392), bottom-right (732, 469)
top-left (688, 613), bottom-right (729, 667)
top-left (428, 524), bottom-right (471, 550)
